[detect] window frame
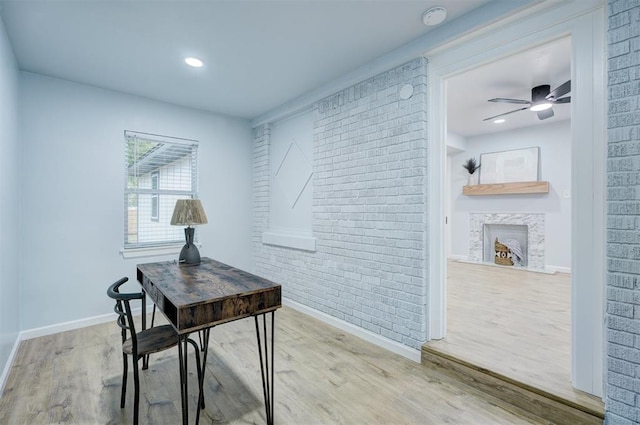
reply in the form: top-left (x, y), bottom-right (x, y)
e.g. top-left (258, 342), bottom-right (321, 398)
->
top-left (123, 130), bottom-right (199, 252)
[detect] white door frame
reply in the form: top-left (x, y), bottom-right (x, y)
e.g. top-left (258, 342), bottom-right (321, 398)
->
top-left (426, 0), bottom-right (605, 397)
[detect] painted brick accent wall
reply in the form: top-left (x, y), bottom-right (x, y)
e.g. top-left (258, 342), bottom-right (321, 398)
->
top-left (252, 58), bottom-right (428, 349)
top-left (607, 1), bottom-right (640, 424)
top-left (253, 124), bottom-right (271, 267)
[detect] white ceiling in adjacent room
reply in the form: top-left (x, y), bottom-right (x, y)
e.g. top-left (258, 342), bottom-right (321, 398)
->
top-left (447, 36), bottom-right (571, 138)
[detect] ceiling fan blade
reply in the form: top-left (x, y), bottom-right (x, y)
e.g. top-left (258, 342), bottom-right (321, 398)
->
top-left (552, 96), bottom-right (571, 104)
top-left (547, 80), bottom-right (571, 100)
top-left (488, 98), bottom-right (531, 105)
top-left (483, 107), bottom-right (530, 121)
top-left (537, 107), bottom-right (554, 120)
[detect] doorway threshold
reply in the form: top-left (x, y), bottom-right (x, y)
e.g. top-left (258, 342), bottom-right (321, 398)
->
top-left (424, 260), bottom-right (603, 423)
top-left (421, 345), bottom-right (604, 424)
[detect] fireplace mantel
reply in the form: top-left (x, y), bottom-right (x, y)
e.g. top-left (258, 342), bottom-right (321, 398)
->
top-left (463, 181), bottom-right (549, 196)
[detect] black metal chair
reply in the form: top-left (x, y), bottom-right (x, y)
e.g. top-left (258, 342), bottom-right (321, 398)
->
top-left (107, 277), bottom-right (203, 425)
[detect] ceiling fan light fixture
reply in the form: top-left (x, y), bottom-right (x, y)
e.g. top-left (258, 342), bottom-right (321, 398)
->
top-left (530, 102), bottom-right (552, 112)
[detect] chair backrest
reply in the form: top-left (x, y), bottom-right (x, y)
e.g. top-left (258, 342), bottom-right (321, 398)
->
top-left (107, 277), bottom-right (144, 354)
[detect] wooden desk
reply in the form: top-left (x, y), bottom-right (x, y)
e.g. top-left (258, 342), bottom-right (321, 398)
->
top-left (137, 257), bottom-right (281, 425)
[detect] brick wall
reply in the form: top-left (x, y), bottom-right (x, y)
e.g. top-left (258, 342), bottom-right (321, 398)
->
top-left (252, 123), bottom-right (271, 263)
top-left (253, 58), bottom-right (428, 349)
top-left (607, 1), bottom-right (640, 424)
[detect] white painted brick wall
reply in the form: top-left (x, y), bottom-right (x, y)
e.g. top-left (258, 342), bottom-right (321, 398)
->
top-left (252, 124), bottom-right (271, 267)
top-left (252, 58), bottom-right (428, 349)
top-left (607, 1), bottom-right (640, 424)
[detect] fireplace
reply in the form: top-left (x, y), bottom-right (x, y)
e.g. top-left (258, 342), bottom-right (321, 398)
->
top-left (483, 224), bottom-right (528, 267)
top-left (469, 213), bottom-right (545, 271)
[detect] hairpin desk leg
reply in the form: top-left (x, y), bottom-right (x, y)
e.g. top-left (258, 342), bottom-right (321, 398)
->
top-left (195, 328), bottom-right (210, 425)
top-left (178, 334), bottom-right (189, 425)
top-left (255, 312), bottom-right (275, 425)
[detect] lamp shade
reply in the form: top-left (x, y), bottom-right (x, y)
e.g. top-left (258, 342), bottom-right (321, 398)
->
top-left (170, 199), bottom-right (208, 226)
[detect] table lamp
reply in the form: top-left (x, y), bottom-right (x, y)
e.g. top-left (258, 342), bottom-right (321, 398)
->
top-left (170, 199), bottom-right (208, 265)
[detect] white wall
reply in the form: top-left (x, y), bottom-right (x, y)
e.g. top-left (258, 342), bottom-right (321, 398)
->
top-left (0, 16), bottom-right (20, 377)
top-left (449, 120), bottom-right (571, 270)
top-left (446, 131), bottom-right (467, 154)
top-left (18, 72), bottom-right (254, 330)
top-left (445, 132), bottom-right (467, 257)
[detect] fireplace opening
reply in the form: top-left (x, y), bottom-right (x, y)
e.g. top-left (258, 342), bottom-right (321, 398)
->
top-left (483, 224), bottom-right (528, 267)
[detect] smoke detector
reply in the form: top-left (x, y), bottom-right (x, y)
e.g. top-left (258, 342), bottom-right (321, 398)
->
top-left (422, 7), bottom-right (447, 26)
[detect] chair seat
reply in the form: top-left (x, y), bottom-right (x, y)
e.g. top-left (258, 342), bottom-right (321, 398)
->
top-left (122, 325), bottom-right (179, 357)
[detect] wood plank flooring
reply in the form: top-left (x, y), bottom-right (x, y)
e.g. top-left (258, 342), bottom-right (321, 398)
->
top-left (0, 306), bottom-right (547, 425)
top-left (424, 260), bottom-right (603, 414)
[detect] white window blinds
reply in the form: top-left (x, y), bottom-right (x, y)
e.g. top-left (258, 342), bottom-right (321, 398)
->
top-left (124, 130), bottom-right (199, 249)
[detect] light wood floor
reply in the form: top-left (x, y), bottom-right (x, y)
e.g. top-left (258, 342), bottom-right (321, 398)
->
top-left (425, 260), bottom-right (603, 413)
top-left (0, 306), bottom-right (548, 425)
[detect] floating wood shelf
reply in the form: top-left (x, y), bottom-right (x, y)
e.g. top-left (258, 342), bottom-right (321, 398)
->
top-left (463, 181), bottom-right (549, 196)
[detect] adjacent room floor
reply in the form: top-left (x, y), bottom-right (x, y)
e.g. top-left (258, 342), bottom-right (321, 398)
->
top-left (0, 306), bottom-right (546, 425)
top-left (424, 260), bottom-right (602, 412)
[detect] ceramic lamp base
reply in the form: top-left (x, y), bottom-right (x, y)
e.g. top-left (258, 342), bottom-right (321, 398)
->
top-left (179, 227), bottom-right (201, 265)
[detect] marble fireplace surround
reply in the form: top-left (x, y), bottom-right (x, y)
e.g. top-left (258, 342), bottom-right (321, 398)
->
top-left (469, 213), bottom-right (545, 271)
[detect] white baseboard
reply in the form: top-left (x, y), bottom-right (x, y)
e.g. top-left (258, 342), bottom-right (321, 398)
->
top-left (20, 304), bottom-right (152, 341)
top-left (546, 265), bottom-right (571, 274)
top-left (283, 298), bottom-right (421, 363)
top-left (21, 312), bottom-right (115, 341)
top-left (0, 334), bottom-right (22, 396)
top-left (449, 256), bottom-right (571, 274)
top-left (447, 254), bottom-right (467, 261)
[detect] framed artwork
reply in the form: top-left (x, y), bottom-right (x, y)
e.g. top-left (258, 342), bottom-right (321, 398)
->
top-left (479, 147), bottom-right (540, 184)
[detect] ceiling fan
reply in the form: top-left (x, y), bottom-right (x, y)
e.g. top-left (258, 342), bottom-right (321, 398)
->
top-left (482, 80), bottom-right (571, 122)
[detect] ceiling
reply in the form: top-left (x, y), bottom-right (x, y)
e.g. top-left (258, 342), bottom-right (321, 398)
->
top-left (447, 36), bottom-right (572, 138)
top-left (0, 0), bottom-right (495, 120)
top-left (1, 0), bottom-right (567, 136)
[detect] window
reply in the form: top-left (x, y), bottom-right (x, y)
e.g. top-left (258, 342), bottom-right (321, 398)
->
top-left (124, 130), bottom-right (199, 249)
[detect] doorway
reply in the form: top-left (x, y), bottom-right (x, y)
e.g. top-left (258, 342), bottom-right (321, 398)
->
top-left (441, 37), bottom-right (573, 399)
top-left (426, 2), bottom-right (605, 398)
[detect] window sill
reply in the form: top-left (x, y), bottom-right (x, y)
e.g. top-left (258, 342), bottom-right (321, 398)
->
top-left (262, 230), bottom-right (316, 252)
top-left (120, 244), bottom-right (200, 259)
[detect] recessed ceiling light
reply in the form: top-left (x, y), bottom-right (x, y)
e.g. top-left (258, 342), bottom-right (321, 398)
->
top-left (422, 7), bottom-right (447, 26)
top-left (494, 119), bottom-right (506, 124)
top-left (185, 57), bottom-right (204, 68)
top-left (530, 102), bottom-right (552, 112)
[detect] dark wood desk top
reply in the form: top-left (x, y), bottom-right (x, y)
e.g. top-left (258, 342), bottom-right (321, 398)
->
top-left (137, 257), bottom-right (281, 334)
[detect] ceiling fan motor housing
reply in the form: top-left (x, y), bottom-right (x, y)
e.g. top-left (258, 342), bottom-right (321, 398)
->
top-left (532, 85), bottom-right (551, 102)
